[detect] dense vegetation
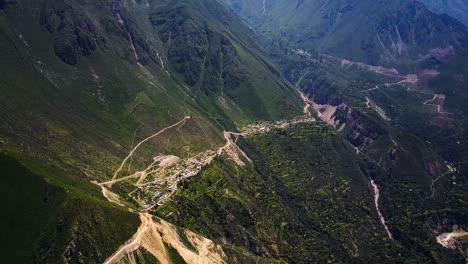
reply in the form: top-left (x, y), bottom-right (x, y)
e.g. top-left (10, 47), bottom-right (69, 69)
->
top-left (157, 124), bottom-right (417, 263)
top-left (222, 0), bottom-right (468, 262)
top-left (223, 0), bottom-right (468, 68)
top-left (0, 153), bottom-right (140, 263)
top-left (1, 0), bottom-right (468, 263)
top-left (0, 0), bottom-right (302, 262)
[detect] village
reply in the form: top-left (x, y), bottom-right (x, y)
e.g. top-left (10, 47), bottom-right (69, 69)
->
top-left (97, 114), bottom-right (317, 211)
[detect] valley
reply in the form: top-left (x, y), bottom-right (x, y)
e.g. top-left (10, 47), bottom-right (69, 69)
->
top-left (1, 0), bottom-right (468, 263)
top-left (221, 0), bottom-right (468, 262)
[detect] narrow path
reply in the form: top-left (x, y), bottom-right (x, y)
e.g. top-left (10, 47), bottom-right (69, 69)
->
top-left (322, 54), bottom-right (400, 77)
top-left (103, 213), bottom-right (154, 264)
top-left (354, 147), bottom-right (360, 154)
top-left (103, 212), bottom-right (228, 264)
top-left (360, 86), bottom-right (380, 94)
top-left (423, 94), bottom-right (438, 105)
top-left (298, 90), bottom-right (313, 116)
top-left (112, 116), bottom-right (190, 181)
top-left (423, 94), bottom-right (446, 114)
top-left (127, 32), bottom-right (139, 62)
top-left (425, 163), bottom-right (457, 199)
top-left (293, 70), bottom-right (314, 117)
top-left (125, 22), bottom-right (165, 88)
top-left (216, 131), bottom-right (252, 167)
top-left (366, 97), bottom-right (371, 108)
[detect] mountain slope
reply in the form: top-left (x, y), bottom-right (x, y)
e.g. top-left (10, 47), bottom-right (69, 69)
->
top-left (0, 0), bottom-right (304, 263)
top-left (0, 153), bottom-right (141, 263)
top-left (2, 0), bottom-right (468, 263)
top-left (224, 0), bottom-right (468, 69)
top-left (221, 0), bottom-right (468, 262)
top-left (158, 123), bottom-right (411, 263)
top-left (419, 0), bottom-right (468, 26)
top-left (0, 0), bottom-right (303, 192)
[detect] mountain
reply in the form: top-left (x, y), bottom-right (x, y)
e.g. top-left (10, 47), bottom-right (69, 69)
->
top-left (0, 0), bottom-right (304, 262)
top-left (223, 0), bottom-right (468, 69)
top-left (221, 0), bottom-right (468, 262)
top-left (159, 123), bottom-right (409, 263)
top-left (419, 0), bottom-right (468, 26)
top-left (1, 0), bottom-right (468, 263)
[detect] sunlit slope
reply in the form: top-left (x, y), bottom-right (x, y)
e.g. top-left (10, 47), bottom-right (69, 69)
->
top-left (0, 0), bottom-right (303, 263)
top-left (0, 0), bottom-right (302, 171)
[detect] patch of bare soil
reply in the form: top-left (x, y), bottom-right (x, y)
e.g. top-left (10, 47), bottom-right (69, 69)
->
top-left (104, 213), bottom-right (227, 264)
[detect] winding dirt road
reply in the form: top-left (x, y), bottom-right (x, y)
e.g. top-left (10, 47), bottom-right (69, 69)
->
top-left (424, 94), bottom-right (446, 114)
top-left (103, 213), bottom-right (156, 264)
top-left (425, 163), bottom-right (457, 199)
top-left (112, 116), bottom-right (190, 181)
top-left (98, 113), bottom-right (316, 263)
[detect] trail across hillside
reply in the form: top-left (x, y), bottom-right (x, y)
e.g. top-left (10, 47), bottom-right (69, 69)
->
top-left (103, 213), bottom-right (154, 264)
top-left (101, 114), bottom-right (314, 208)
top-left (424, 94), bottom-right (446, 114)
top-left (97, 114), bottom-right (315, 263)
top-left (425, 162), bottom-right (458, 199)
top-left (112, 116), bottom-right (191, 181)
top-left (95, 76), bottom-right (315, 262)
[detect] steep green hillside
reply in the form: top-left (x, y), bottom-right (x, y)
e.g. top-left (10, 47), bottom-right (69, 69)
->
top-left (157, 123), bottom-right (406, 263)
top-left (0, 0), bottom-right (303, 262)
top-left (1, 0), bottom-right (467, 263)
top-left (157, 122), bottom-right (465, 263)
top-left (221, 0), bottom-right (468, 262)
top-left (220, 0), bottom-right (468, 170)
top-left (0, 0), bottom-right (302, 164)
top-left (223, 0), bottom-right (468, 69)
top-left (0, 153), bottom-right (140, 263)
